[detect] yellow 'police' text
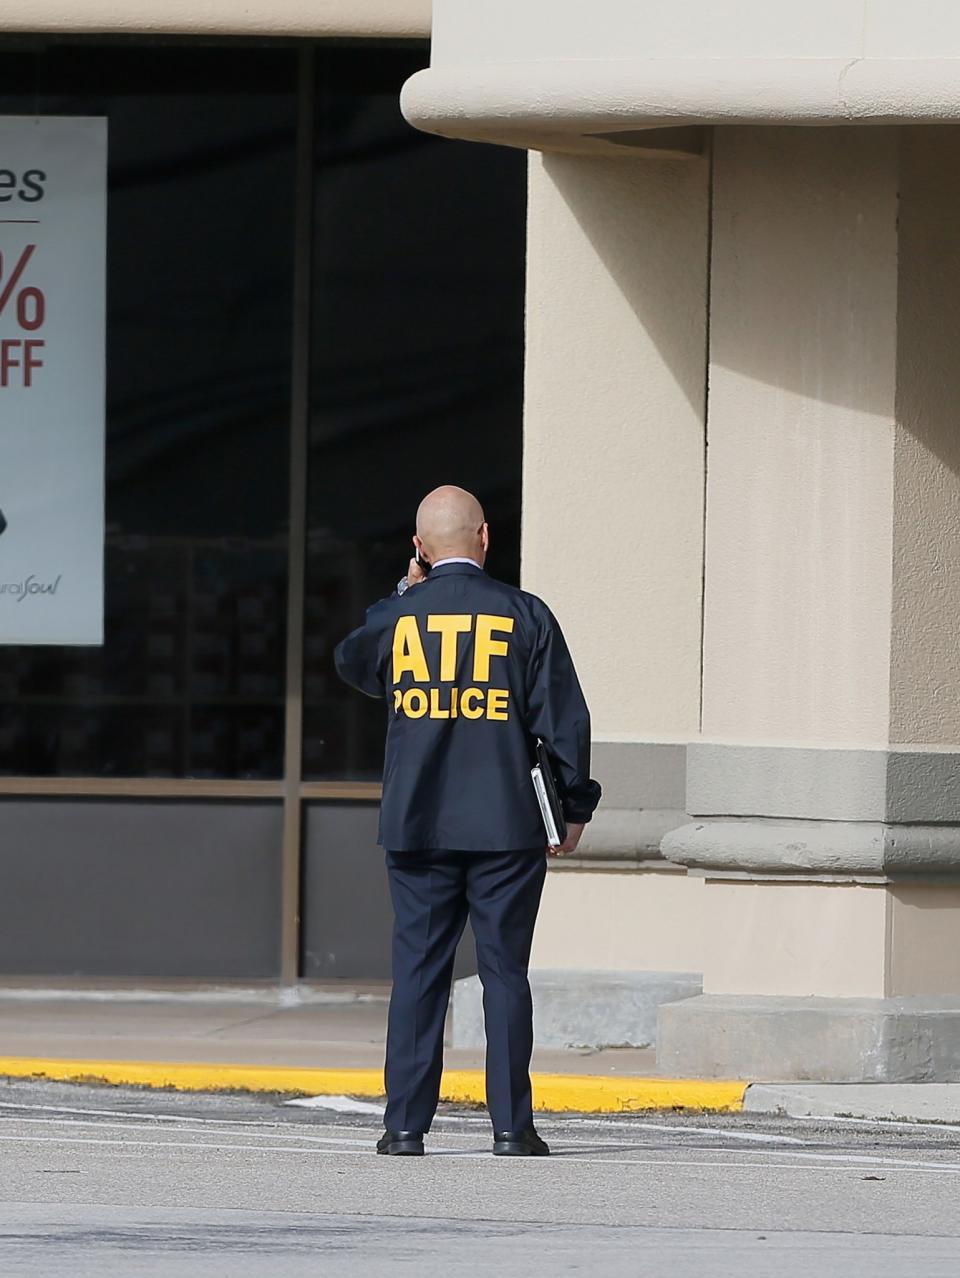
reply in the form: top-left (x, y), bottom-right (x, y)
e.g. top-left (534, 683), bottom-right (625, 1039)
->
top-left (392, 614), bottom-right (514, 721)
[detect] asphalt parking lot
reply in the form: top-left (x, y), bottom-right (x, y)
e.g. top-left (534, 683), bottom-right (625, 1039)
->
top-left (2, 1078), bottom-right (960, 1276)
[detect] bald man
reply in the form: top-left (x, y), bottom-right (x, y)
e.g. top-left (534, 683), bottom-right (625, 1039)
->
top-left (335, 486), bottom-right (601, 1158)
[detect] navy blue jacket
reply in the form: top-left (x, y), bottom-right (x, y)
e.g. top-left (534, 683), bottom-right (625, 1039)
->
top-left (334, 562), bottom-right (601, 851)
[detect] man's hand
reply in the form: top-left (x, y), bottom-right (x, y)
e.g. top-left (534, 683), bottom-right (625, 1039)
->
top-left (406, 557), bottom-right (428, 587)
top-left (548, 822), bottom-right (585, 858)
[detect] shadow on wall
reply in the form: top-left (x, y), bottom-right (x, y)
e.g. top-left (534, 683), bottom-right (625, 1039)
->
top-left (551, 126), bottom-right (907, 422)
top-left (708, 125), bottom-right (900, 424)
top-left (889, 125), bottom-right (960, 743)
top-left (543, 150), bottom-right (710, 418)
top-left (543, 126), bottom-right (960, 750)
top-left (546, 124), bottom-right (960, 444)
top-left (896, 127), bottom-right (960, 474)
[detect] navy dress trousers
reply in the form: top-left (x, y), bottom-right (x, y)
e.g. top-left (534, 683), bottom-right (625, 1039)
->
top-left (335, 561), bottom-right (601, 1134)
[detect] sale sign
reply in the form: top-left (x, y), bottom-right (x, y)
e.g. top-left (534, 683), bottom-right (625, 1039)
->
top-left (0, 117), bottom-right (107, 645)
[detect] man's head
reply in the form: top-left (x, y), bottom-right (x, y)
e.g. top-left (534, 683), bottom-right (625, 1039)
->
top-left (414, 486), bottom-right (489, 567)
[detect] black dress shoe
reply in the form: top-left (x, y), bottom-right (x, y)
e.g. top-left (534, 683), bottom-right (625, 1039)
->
top-left (492, 1127), bottom-right (550, 1157)
top-left (376, 1130), bottom-right (424, 1156)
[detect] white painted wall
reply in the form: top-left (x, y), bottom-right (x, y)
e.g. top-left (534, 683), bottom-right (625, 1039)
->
top-left (432, 0), bottom-right (864, 66)
top-left (531, 868), bottom-right (705, 973)
top-left (702, 880), bottom-right (889, 998)
top-left (887, 883), bottom-right (960, 996)
top-left (0, 0), bottom-right (430, 36)
top-left (408, 2), bottom-right (960, 153)
top-left (701, 127), bottom-right (898, 747)
top-left (865, 2), bottom-right (960, 57)
top-left (522, 152), bottom-right (709, 743)
top-left (700, 878), bottom-right (960, 999)
top-left (431, 1), bottom-right (960, 67)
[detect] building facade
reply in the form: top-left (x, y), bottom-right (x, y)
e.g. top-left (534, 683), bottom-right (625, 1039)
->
top-left (406, 0), bottom-right (960, 1080)
top-left (6, 0), bottom-right (960, 1081)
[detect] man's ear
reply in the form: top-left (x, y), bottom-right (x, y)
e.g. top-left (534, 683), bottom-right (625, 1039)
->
top-left (412, 533), bottom-right (424, 555)
top-left (480, 523), bottom-right (490, 552)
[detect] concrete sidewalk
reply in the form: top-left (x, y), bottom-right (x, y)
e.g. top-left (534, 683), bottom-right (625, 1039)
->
top-left (5, 987), bottom-right (960, 1123)
top-left (746, 1083), bottom-right (960, 1125)
top-left (0, 984), bottom-right (746, 1113)
top-left (0, 984), bottom-right (657, 1074)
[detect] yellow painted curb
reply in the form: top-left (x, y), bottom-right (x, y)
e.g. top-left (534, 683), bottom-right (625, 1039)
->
top-left (531, 1074), bottom-right (744, 1114)
top-left (0, 1058), bottom-right (385, 1097)
top-left (0, 1057), bottom-right (747, 1114)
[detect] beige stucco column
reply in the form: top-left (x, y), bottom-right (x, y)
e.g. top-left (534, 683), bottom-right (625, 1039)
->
top-left (660, 125), bottom-right (960, 1081)
top-left (520, 151), bottom-right (709, 995)
top-left (404, 0), bottom-right (960, 1065)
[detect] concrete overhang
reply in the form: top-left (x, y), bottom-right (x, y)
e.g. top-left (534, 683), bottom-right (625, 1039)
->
top-left (0, 0), bottom-right (430, 38)
top-left (402, 57), bottom-right (960, 156)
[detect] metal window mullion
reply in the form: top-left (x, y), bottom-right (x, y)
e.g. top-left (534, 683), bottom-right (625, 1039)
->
top-left (279, 44), bottom-right (315, 988)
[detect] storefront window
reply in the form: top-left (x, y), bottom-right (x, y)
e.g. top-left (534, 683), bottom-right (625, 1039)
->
top-left (302, 47), bottom-right (527, 780)
top-left (0, 46), bottom-right (296, 777)
top-left (0, 40), bottom-right (525, 783)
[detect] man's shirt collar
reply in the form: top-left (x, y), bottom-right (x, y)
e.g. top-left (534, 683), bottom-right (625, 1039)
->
top-left (430, 557), bottom-right (483, 570)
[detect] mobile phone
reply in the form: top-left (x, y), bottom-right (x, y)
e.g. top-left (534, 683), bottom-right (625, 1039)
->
top-left (415, 548), bottom-right (431, 574)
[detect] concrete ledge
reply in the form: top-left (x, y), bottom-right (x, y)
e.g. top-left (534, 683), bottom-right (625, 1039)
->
top-left (0, 1057), bottom-right (746, 1113)
top-left (591, 741), bottom-right (687, 810)
top-left (658, 995), bottom-right (960, 1082)
top-left (577, 808), bottom-right (690, 862)
top-left (0, 0), bottom-right (431, 37)
top-left (662, 818), bottom-right (960, 877)
top-left (568, 740), bottom-right (690, 863)
top-left (686, 744), bottom-right (888, 822)
top-left (546, 857), bottom-right (688, 874)
top-left (403, 59), bottom-right (960, 155)
top-left (454, 970), bottom-right (702, 1050)
top-left (687, 743), bottom-right (960, 824)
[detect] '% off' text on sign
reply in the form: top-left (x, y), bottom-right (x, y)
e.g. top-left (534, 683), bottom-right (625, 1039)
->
top-left (0, 244), bottom-right (45, 389)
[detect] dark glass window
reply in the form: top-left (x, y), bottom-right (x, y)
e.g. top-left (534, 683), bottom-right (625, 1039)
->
top-left (0, 40), bottom-right (526, 784)
top-left (0, 46), bottom-right (297, 778)
top-left (302, 47), bottom-right (527, 780)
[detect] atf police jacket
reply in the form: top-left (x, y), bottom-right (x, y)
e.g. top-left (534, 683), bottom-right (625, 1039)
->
top-left (334, 562), bottom-right (602, 852)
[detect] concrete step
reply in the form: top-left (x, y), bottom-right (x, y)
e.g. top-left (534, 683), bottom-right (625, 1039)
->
top-left (453, 969), bottom-right (702, 1050)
